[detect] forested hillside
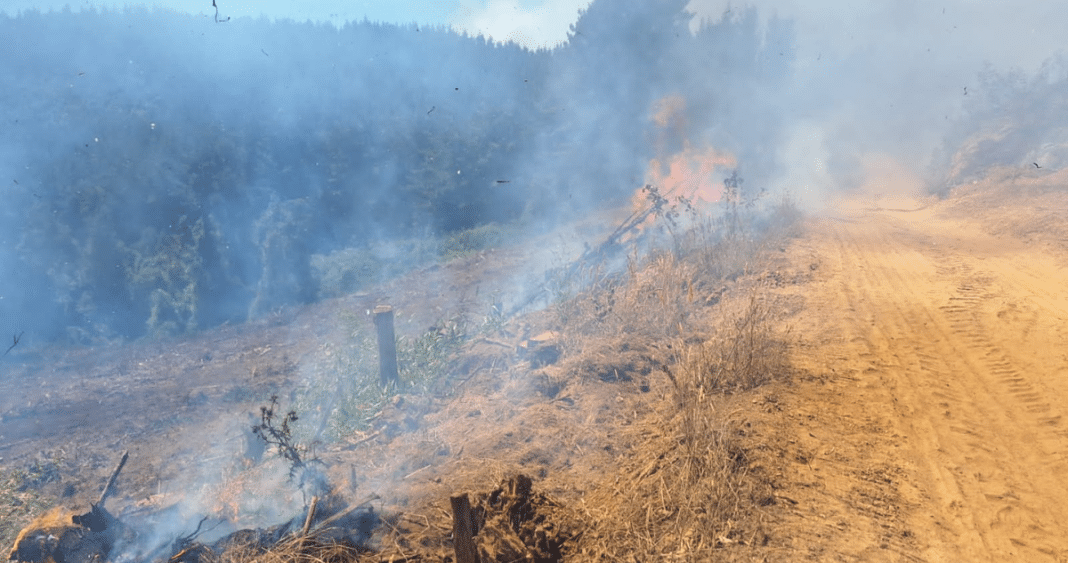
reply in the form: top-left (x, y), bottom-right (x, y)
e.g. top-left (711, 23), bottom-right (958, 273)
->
top-left (0, 1), bottom-right (793, 342)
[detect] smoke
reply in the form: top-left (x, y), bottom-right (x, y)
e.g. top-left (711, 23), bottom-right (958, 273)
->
top-left (0, 6), bottom-right (532, 341)
top-left (16, 0), bottom-right (1059, 340)
top-left (0, 2), bottom-right (1057, 396)
top-left (0, 1), bottom-right (802, 344)
top-left (112, 413), bottom-right (313, 561)
top-left (3, 1), bottom-right (1066, 553)
top-left (448, 0), bottom-right (593, 50)
top-left (688, 0), bottom-right (1068, 204)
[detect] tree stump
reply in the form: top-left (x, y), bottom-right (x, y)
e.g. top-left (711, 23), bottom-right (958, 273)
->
top-left (450, 494), bottom-right (480, 563)
top-left (373, 305), bottom-right (399, 388)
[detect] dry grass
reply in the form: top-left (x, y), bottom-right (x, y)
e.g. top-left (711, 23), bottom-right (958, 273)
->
top-left (554, 193), bottom-right (797, 357)
top-left (557, 202), bottom-right (796, 561)
top-left (572, 409), bottom-right (773, 560)
top-left (2, 196), bottom-right (800, 563)
top-left (1, 457), bottom-right (62, 554)
top-left (570, 290), bottom-right (787, 561)
top-left (674, 291), bottom-right (789, 393)
top-left (555, 248), bottom-right (705, 361)
top-left (196, 533), bottom-right (368, 563)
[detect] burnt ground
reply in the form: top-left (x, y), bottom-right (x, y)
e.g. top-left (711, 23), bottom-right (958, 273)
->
top-left (4, 164), bottom-right (1068, 561)
top-left (1, 202), bottom-right (793, 561)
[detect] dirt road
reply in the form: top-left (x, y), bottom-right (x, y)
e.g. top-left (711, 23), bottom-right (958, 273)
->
top-left (775, 194), bottom-right (1068, 561)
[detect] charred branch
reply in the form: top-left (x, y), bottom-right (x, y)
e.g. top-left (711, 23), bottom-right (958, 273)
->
top-left (511, 184), bottom-right (670, 316)
top-left (96, 450), bottom-right (128, 507)
top-left (3, 331), bottom-right (23, 357)
top-left (250, 396), bottom-right (329, 498)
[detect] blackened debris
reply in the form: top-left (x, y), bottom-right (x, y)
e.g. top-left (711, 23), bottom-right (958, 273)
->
top-left (3, 331), bottom-right (24, 356)
top-left (212, 0), bottom-right (230, 23)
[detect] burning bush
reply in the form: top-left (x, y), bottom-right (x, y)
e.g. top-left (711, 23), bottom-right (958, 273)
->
top-left (538, 171), bottom-right (795, 559)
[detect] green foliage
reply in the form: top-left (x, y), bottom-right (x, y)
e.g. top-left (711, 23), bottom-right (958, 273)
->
top-left (247, 198), bottom-right (315, 318)
top-left (478, 291), bottom-right (507, 335)
top-left (292, 309), bottom-right (471, 442)
top-left (310, 239), bottom-right (439, 299)
top-left (932, 54), bottom-right (1068, 189)
top-left (397, 313), bottom-right (468, 392)
top-left (294, 328), bottom-right (387, 442)
top-left (120, 215), bottom-right (205, 337)
top-left (437, 223), bottom-right (511, 260)
top-left (3, 2), bottom-right (796, 342)
top-left (313, 225), bottom-right (514, 300)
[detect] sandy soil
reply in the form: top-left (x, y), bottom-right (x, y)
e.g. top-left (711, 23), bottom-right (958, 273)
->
top-left (769, 171), bottom-right (1068, 561)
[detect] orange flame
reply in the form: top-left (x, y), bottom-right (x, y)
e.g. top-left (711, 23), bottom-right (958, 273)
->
top-left (635, 95), bottom-right (736, 214)
top-left (644, 146), bottom-right (735, 204)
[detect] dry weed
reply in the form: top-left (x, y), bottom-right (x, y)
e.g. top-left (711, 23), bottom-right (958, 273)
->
top-left (573, 401), bottom-right (773, 561)
top-left (673, 291), bottom-right (788, 394)
top-left (570, 287), bottom-right (786, 561)
top-left (205, 533), bottom-right (367, 563)
top-left (556, 248), bottom-right (703, 361)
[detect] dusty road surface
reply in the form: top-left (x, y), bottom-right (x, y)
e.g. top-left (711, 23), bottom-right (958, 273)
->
top-left (774, 181), bottom-right (1068, 561)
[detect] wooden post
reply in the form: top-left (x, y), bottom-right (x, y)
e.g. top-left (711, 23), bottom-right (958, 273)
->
top-left (373, 305), bottom-right (399, 388)
top-left (450, 494), bottom-right (480, 563)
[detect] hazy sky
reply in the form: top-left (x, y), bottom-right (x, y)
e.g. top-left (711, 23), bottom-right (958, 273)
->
top-left (1, 0), bottom-right (595, 49)
top-left (5, 0), bottom-right (1066, 67)
top-left (690, 0), bottom-right (1068, 72)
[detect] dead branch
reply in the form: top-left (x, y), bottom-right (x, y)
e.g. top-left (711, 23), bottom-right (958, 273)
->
top-left (510, 185), bottom-right (664, 315)
top-left (293, 496), bottom-right (319, 553)
top-left (348, 430), bottom-right (381, 448)
top-left (97, 450), bottom-right (129, 506)
top-left (311, 493), bottom-right (380, 533)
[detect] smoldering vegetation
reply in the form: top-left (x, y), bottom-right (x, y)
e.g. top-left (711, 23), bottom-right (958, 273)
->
top-left (0, 180), bottom-right (804, 561)
top-left (6, 1), bottom-right (1067, 561)
top-left (0, 1), bottom-right (794, 344)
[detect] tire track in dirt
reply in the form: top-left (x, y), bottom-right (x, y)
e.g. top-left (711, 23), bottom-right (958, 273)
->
top-left (829, 217), bottom-right (995, 559)
top-left (846, 219), bottom-right (1068, 560)
top-left (783, 206), bottom-right (1068, 561)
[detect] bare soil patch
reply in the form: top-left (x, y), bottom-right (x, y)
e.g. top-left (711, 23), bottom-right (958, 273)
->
top-left (764, 173), bottom-right (1068, 561)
